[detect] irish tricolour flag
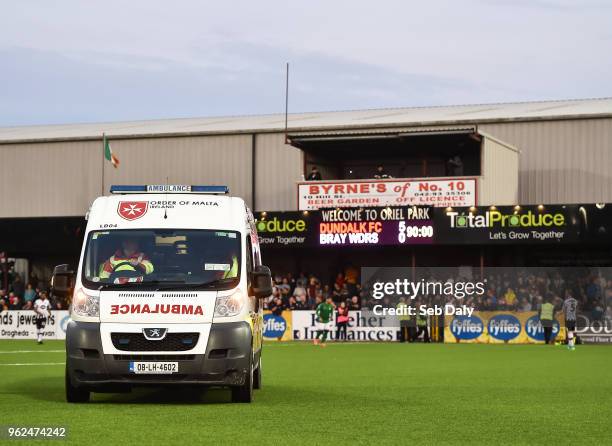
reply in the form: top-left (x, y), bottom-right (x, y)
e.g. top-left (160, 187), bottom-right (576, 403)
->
top-left (103, 134), bottom-right (119, 168)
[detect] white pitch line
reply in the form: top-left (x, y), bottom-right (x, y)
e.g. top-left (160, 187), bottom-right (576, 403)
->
top-left (0, 350), bottom-right (64, 354)
top-left (0, 362), bottom-right (65, 366)
top-left (263, 343), bottom-right (352, 346)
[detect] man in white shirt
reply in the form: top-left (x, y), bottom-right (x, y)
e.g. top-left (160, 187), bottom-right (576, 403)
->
top-left (33, 291), bottom-right (51, 344)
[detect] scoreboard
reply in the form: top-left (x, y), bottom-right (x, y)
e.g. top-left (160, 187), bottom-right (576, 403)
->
top-left (255, 206), bottom-right (434, 248)
top-left (255, 204), bottom-right (612, 248)
top-left (318, 206), bottom-right (434, 246)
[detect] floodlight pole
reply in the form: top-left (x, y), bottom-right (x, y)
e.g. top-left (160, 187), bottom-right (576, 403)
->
top-left (284, 62), bottom-right (289, 145)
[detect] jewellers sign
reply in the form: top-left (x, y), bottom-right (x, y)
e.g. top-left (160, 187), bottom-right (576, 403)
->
top-left (298, 178), bottom-right (477, 210)
top-left (0, 310), bottom-right (69, 340)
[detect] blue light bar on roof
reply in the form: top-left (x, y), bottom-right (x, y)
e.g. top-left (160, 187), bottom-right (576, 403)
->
top-left (190, 185), bottom-right (229, 194)
top-left (110, 185), bottom-right (229, 194)
top-left (110, 185), bottom-right (147, 193)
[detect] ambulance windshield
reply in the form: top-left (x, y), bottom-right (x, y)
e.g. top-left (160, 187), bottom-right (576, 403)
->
top-left (81, 229), bottom-right (241, 290)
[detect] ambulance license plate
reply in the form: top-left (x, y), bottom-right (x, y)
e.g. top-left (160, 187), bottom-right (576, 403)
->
top-left (129, 362), bottom-right (178, 374)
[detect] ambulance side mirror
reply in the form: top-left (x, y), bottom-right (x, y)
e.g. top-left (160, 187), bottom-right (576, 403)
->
top-left (51, 264), bottom-right (75, 300)
top-left (251, 265), bottom-right (273, 299)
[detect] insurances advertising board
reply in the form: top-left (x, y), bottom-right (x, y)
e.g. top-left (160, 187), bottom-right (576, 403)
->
top-left (260, 310), bottom-right (611, 343)
top-left (263, 311), bottom-right (398, 341)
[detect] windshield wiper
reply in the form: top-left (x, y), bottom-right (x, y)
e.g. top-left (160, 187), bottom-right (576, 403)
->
top-left (155, 278), bottom-right (237, 291)
top-left (98, 281), bottom-right (181, 291)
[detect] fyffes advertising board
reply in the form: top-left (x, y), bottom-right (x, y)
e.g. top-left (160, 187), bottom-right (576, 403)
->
top-left (263, 311), bottom-right (293, 341)
top-left (445, 311), bottom-right (562, 343)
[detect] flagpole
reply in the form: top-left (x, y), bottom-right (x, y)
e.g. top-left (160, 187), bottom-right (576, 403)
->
top-left (102, 133), bottom-right (105, 196)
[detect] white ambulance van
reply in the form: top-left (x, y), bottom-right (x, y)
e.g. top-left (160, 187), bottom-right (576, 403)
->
top-left (54, 185), bottom-right (272, 403)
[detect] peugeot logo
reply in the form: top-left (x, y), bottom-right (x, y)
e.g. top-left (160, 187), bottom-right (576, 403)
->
top-left (143, 328), bottom-right (167, 341)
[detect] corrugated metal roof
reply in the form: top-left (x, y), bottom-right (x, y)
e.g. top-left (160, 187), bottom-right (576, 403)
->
top-left (288, 125), bottom-right (477, 138)
top-left (1, 98), bottom-right (611, 143)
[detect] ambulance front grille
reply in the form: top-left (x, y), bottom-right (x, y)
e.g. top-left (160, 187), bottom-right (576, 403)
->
top-left (160, 293), bottom-right (198, 298)
top-left (111, 332), bottom-right (199, 352)
top-left (118, 293), bottom-right (155, 298)
top-left (113, 354), bottom-right (196, 361)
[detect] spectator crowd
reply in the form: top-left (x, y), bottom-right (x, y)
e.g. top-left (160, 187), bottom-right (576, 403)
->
top-left (264, 266), bottom-right (612, 322)
top-left (264, 267), bottom-right (363, 315)
top-left (2, 262), bottom-right (611, 324)
top-left (427, 268), bottom-right (612, 321)
top-left (0, 266), bottom-right (66, 312)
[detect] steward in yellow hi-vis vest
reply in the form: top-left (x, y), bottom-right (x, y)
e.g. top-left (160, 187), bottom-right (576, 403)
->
top-left (539, 299), bottom-right (555, 345)
top-left (397, 298), bottom-right (410, 343)
top-left (99, 239), bottom-right (154, 282)
top-left (416, 311), bottom-right (430, 343)
top-left (223, 255), bottom-right (239, 279)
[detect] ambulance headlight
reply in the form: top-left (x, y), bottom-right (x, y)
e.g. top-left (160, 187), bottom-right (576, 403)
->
top-left (72, 288), bottom-right (100, 317)
top-left (214, 290), bottom-right (244, 317)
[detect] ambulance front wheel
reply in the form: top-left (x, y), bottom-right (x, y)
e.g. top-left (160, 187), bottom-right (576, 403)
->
top-left (253, 356), bottom-right (262, 390)
top-left (231, 351), bottom-right (253, 403)
top-left (65, 366), bottom-right (90, 403)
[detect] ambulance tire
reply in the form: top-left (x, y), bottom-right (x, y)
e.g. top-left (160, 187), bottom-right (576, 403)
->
top-left (231, 350), bottom-right (254, 403)
top-left (65, 366), bottom-right (90, 403)
top-left (253, 356), bottom-right (262, 390)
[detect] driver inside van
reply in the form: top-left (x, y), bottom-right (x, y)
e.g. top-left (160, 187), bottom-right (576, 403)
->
top-left (99, 239), bottom-right (154, 281)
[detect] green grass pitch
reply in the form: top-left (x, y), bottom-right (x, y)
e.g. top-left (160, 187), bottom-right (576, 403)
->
top-left (1, 340), bottom-right (611, 445)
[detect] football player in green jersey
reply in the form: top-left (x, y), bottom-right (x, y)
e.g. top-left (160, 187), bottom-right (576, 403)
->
top-left (314, 296), bottom-right (335, 346)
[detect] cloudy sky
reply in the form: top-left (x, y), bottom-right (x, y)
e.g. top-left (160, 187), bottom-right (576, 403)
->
top-left (1, 0), bottom-right (611, 126)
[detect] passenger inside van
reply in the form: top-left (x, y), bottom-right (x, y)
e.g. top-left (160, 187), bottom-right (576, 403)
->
top-left (99, 239), bottom-right (154, 282)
